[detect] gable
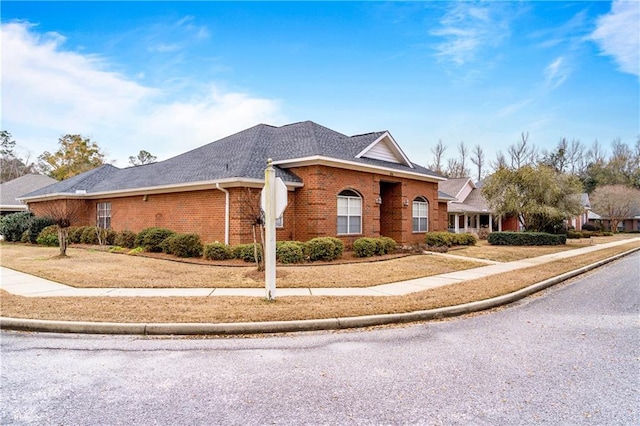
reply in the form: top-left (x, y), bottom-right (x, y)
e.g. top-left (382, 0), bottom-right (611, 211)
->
top-left (355, 133), bottom-right (413, 168)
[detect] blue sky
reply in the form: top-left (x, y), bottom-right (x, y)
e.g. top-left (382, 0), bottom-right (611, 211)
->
top-left (1, 1), bottom-right (638, 172)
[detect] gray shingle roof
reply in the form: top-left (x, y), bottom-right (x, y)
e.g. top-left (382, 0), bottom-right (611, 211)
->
top-left (22, 121), bottom-right (441, 198)
top-left (0, 174), bottom-right (58, 208)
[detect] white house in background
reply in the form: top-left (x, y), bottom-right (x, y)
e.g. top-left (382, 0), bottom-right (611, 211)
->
top-left (438, 177), bottom-right (519, 234)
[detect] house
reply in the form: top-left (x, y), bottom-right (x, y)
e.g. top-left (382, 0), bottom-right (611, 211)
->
top-left (438, 177), bottom-right (518, 234)
top-left (567, 193), bottom-right (593, 230)
top-left (20, 121), bottom-right (448, 246)
top-left (0, 174), bottom-right (58, 215)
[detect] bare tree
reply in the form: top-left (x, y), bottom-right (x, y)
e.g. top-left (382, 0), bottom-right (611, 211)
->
top-left (491, 150), bottom-right (507, 171)
top-left (590, 184), bottom-right (640, 232)
top-left (239, 187), bottom-right (265, 270)
top-left (429, 140), bottom-right (447, 175)
top-left (457, 141), bottom-right (469, 177)
top-left (34, 201), bottom-right (82, 256)
top-left (507, 132), bottom-right (536, 169)
top-left (470, 144), bottom-right (485, 182)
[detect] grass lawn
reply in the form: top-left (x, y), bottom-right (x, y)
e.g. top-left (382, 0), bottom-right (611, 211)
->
top-left (1, 237), bottom-right (638, 324)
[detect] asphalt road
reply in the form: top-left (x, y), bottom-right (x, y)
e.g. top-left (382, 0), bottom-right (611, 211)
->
top-left (1, 252), bottom-right (639, 425)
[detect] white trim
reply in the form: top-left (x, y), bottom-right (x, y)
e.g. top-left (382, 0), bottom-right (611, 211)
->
top-left (355, 132), bottom-right (413, 168)
top-left (273, 156), bottom-right (444, 182)
top-left (18, 178), bottom-right (304, 203)
top-left (215, 183), bottom-right (230, 245)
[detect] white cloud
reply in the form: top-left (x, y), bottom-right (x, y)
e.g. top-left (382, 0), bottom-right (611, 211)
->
top-left (0, 22), bottom-right (285, 166)
top-left (431, 2), bottom-right (511, 66)
top-left (544, 56), bottom-right (570, 90)
top-left (590, 0), bottom-right (640, 77)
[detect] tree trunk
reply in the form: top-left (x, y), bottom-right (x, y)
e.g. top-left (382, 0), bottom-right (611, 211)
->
top-left (57, 226), bottom-right (68, 257)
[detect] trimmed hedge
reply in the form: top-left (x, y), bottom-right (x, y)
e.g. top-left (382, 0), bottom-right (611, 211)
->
top-left (233, 243), bottom-right (263, 263)
top-left (138, 227), bottom-right (175, 252)
top-left (424, 232), bottom-right (477, 247)
top-left (36, 225), bottom-right (59, 246)
top-left (488, 231), bottom-right (566, 246)
top-left (204, 242), bottom-right (233, 261)
top-left (353, 237), bottom-right (399, 258)
top-left (26, 216), bottom-right (56, 244)
top-left (0, 211), bottom-right (34, 242)
top-left (276, 241), bottom-right (306, 264)
top-left (68, 226), bottom-right (86, 244)
top-left (305, 237), bottom-right (344, 261)
top-left (114, 230), bottom-right (137, 249)
top-left (567, 230), bottom-right (614, 239)
top-left (161, 233), bottom-right (203, 258)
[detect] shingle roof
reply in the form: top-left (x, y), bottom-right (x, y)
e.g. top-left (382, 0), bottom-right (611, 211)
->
top-left (22, 121), bottom-right (441, 199)
top-left (438, 178), bottom-right (472, 200)
top-left (0, 174), bottom-right (58, 208)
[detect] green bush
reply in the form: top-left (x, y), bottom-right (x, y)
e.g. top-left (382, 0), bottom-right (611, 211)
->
top-left (80, 226), bottom-right (100, 245)
top-left (233, 243), bottom-right (263, 263)
top-left (353, 238), bottom-right (379, 258)
top-left (0, 211), bottom-right (34, 242)
top-left (68, 226), bottom-right (85, 244)
top-left (140, 227), bottom-right (175, 252)
top-left (36, 225), bottom-right (59, 246)
top-left (26, 216), bottom-right (56, 243)
top-left (114, 230), bottom-right (137, 249)
top-left (305, 237), bottom-right (343, 261)
top-left (581, 223), bottom-right (598, 232)
top-left (379, 236), bottom-right (397, 254)
top-left (134, 228), bottom-right (153, 247)
top-left (276, 241), bottom-right (306, 264)
top-left (456, 233), bottom-right (477, 246)
top-left (424, 232), bottom-right (454, 247)
top-left (20, 230), bottom-right (30, 243)
top-left (488, 232), bottom-right (566, 246)
top-left (162, 233), bottom-right (203, 258)
top-left (204, 242), bottom-right (233, 261)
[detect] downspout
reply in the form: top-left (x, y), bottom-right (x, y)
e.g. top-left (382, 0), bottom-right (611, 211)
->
top-left (215, 183), bottom-right (230, 245)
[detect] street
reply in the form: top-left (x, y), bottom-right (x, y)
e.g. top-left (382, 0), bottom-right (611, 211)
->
top-left (2, 252), bottom-right (639, 425)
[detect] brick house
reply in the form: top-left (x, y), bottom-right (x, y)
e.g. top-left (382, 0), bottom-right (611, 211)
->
top-left (21, 121), bottom-right (447, 246)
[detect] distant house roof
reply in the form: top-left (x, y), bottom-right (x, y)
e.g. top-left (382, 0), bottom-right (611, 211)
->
top-left (438, 177), bottom-right (491, 214)
top-left (21, 121), bottom-right (444, 201)
top-left (0, 174), bottom-right (58, 211)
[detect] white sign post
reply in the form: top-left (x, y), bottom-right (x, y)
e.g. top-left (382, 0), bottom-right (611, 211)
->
top-left (261, 159), bottom-right (288, 301)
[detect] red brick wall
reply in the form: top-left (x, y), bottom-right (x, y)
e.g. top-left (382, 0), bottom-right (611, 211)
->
top-left (26, 166), bottom-right (444, 247)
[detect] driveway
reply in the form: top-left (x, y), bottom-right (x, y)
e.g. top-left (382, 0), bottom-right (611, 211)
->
top-left (1, 252), bottom-right (638, 425)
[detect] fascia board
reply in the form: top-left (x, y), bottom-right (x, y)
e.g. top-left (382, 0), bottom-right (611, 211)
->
top-left (18, 178), bottom-right (304, 202)
top-left (273, 156), bottom-right (445, 182)
top-left (355, 132), bottom-right (413, 168)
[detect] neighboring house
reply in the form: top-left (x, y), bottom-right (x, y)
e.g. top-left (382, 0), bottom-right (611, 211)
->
top-left (20, 121), bottom-right (448, 246)
top-left (438, 177), bottom-right (518, 234)
top-left (0, 174), bottom-right (58, 215)
top-left (567, 193), bottom-right (593, 230)
top-left (589, 208), bottom-right (640, 232)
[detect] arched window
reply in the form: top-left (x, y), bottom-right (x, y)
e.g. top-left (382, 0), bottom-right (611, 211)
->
top-left (412, 197), bottom-right (428, 232)
top-left (337, 189), bottom-right (362, 235)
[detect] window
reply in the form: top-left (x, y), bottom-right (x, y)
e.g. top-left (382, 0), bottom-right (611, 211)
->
top-left (275, 215), bottom-right (284, 228)
top-left (337, 189), bottom-right (362, 234)
top-left (412, 197), bottom-right (428, 232)
top-left (97, 202), bottom-right (111, 229)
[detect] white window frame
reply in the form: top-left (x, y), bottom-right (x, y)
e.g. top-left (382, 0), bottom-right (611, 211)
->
top-left (412, 197), bottom-right (428, 233)
top-left (97, 202), bottom-right (112, 229)
top-left (337, 190), bottom-right (362, 235)
top-left (275, 215), bottom-right (284, 228)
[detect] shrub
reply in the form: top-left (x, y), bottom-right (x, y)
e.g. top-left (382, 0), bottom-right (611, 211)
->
top-left (566, 230), bottom-right (583, 239)
top-left (36, 225), bottom-right (59, 246)
top-left (20, 230), bottom-right (30, 243)
top-left (68, 226), bottom-right (85, 244)
top-left (127, 247), bottom-right (144, 255)
top-left (26, 216), bottom-right (56, 243)
top-left (0, 211), bottom-right (34, 242)
top-left (80, 226), bottom-right (100, 245)
top-left (581, 223), bottom-right (598, 232)
top-left (424, 232), bottom-right (454, 247)
top-left (488, 232), bottom-right (566, 246)
top-left (204, 242), bottom-right (233, 261)
top-left (114, 230), bottom-right (137, 249)
top-left (353, 238), bottom-right (379, 258)
top-left (233, 243), bottom-right (262, 263)
top-left (305, 237), bottom-right (343, 262)
top-left (134, 228), bottom-right (153, 247)
top-left (379, 236), bottom-right (397, 254)
top-left (140, 227), bottom-right (175, 252)
top-left (276, 241), bottom-right (306, 264)
top-left (456, 233), bottom-right (477, 246)
top-left (163, 233), bottom-right (203, 258)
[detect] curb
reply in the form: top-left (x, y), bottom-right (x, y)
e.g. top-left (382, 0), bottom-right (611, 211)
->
top-left (2, 247), bottom-right (638, 336)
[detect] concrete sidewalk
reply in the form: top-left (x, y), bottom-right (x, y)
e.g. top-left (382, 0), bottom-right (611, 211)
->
top-left (2, 238), bottom-right (638, 298)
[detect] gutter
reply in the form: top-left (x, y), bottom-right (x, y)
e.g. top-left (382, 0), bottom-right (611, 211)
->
top-left (215, 183), bottom-right (230, 245)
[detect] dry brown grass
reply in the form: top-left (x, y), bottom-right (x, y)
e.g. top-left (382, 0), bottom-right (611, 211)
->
top-left (0, 244), bottom-right (485, 288)
top-left (1, 239), bottom-right (638, 323)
